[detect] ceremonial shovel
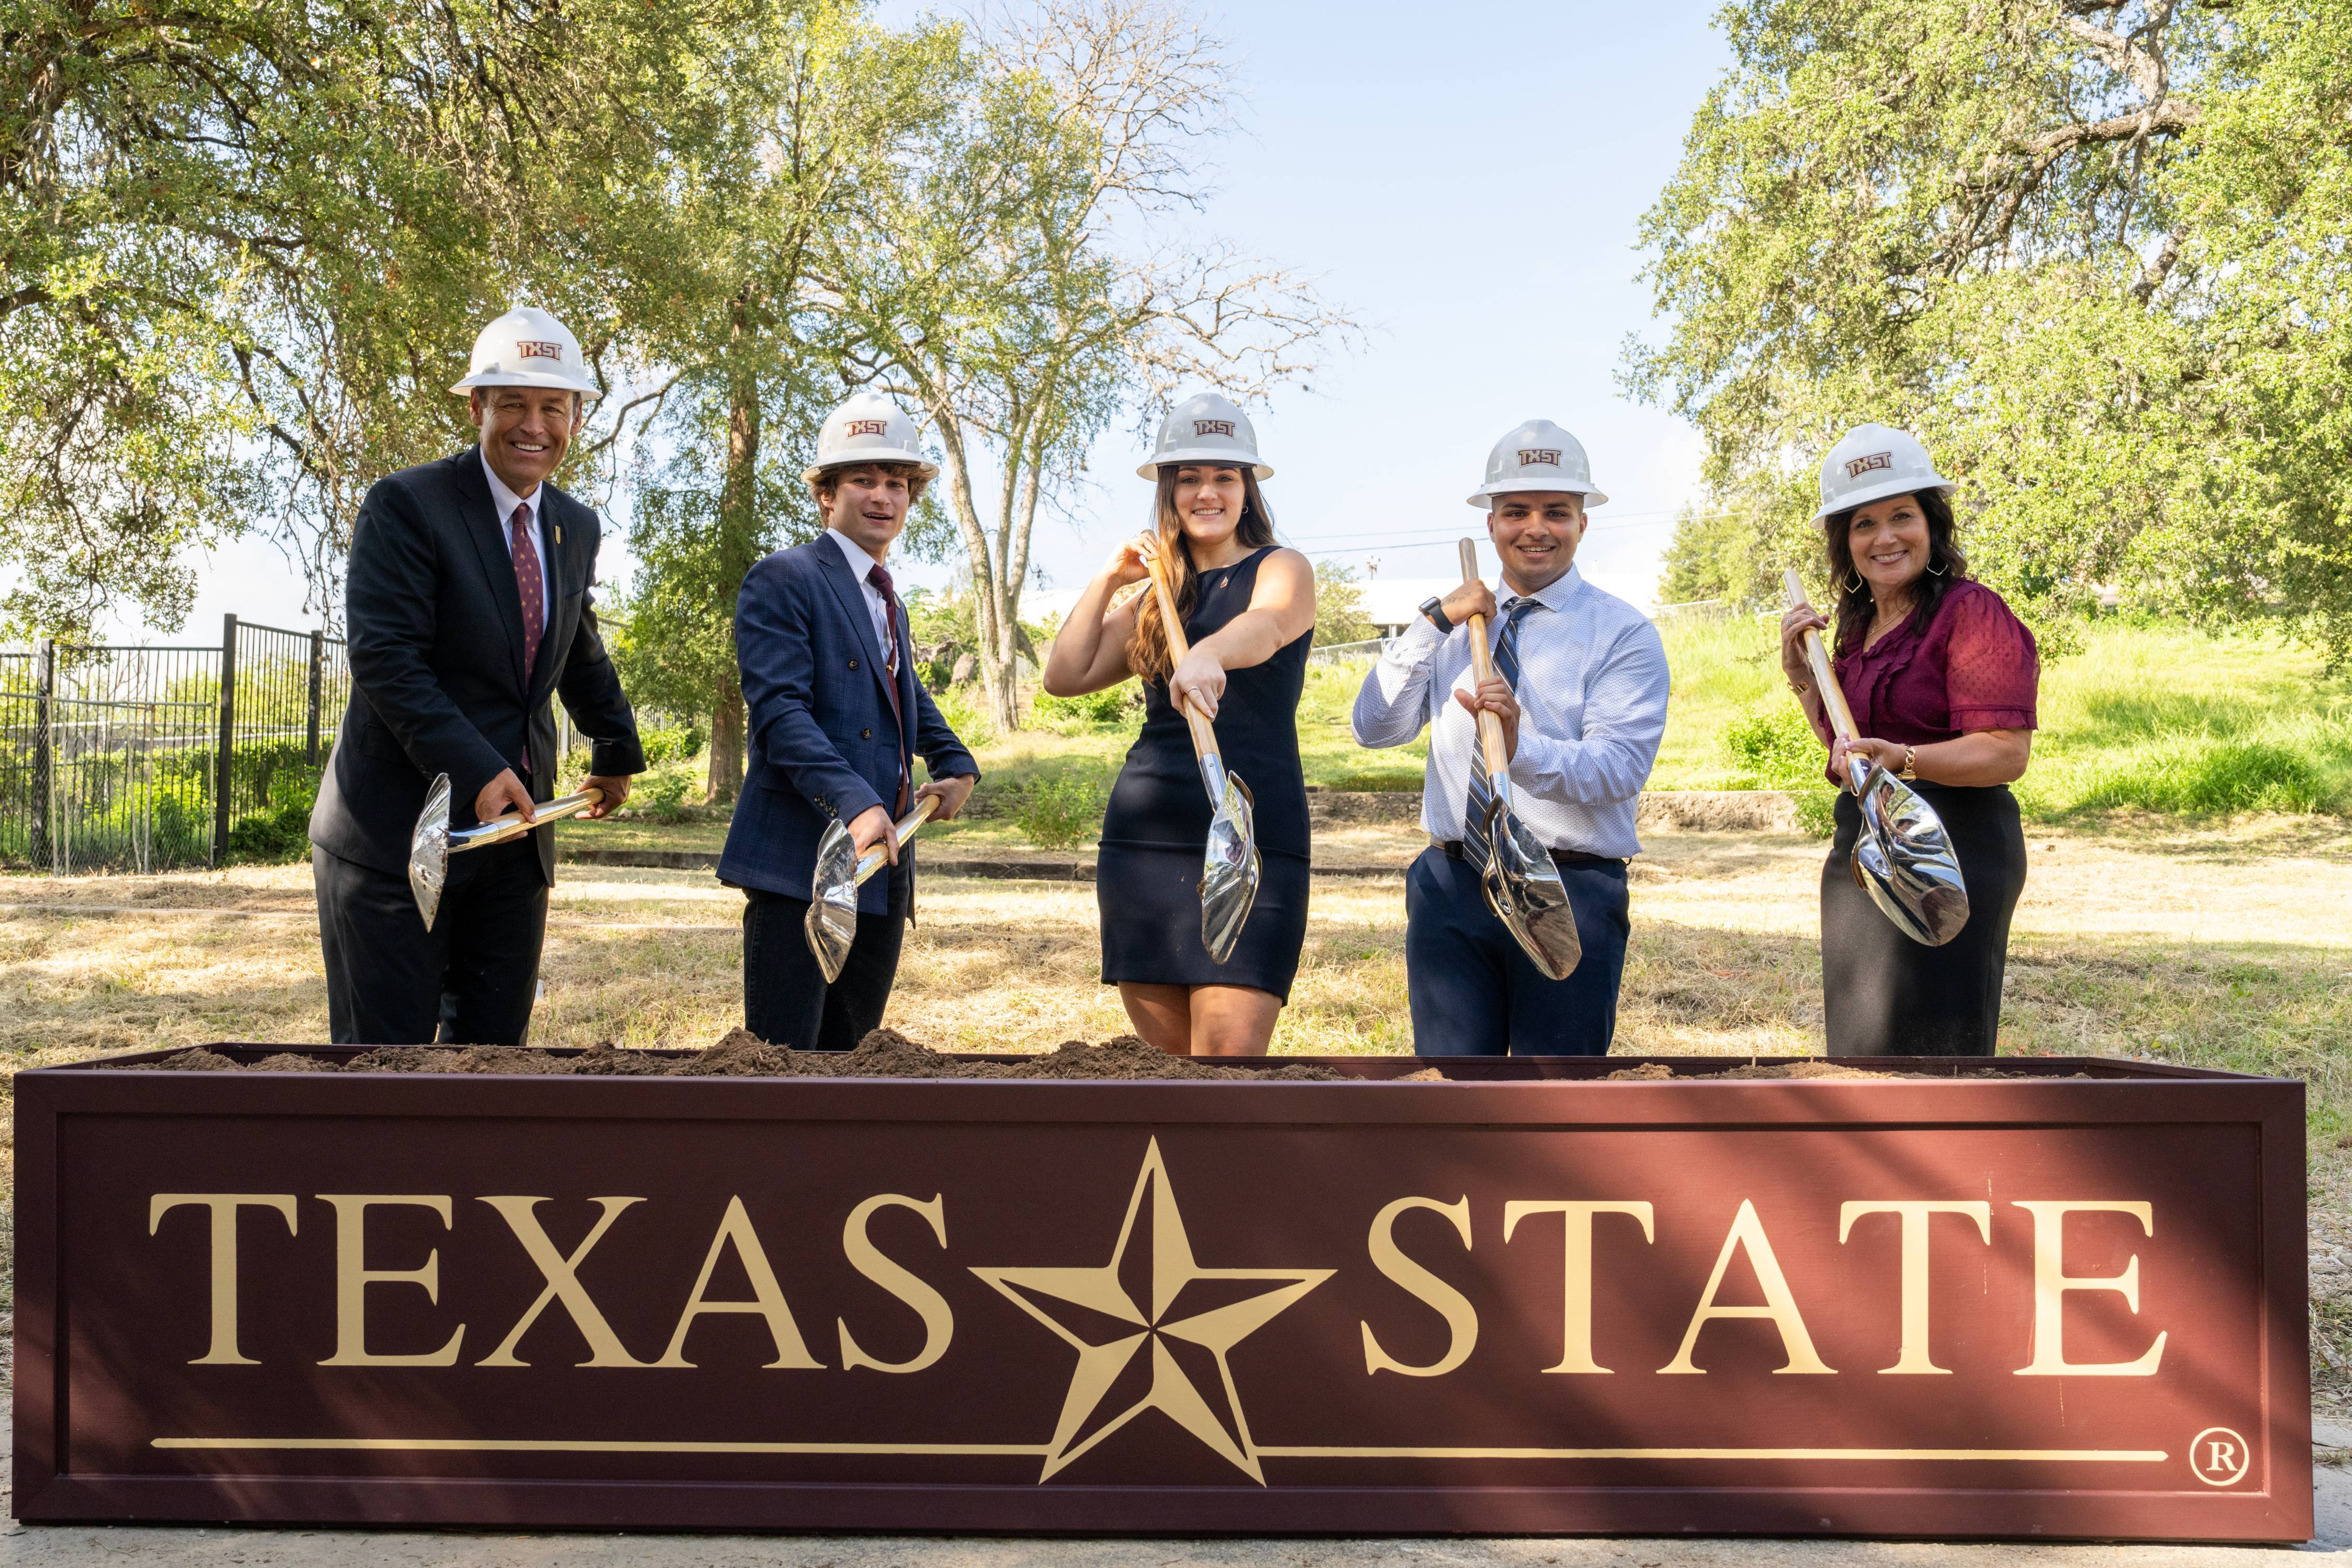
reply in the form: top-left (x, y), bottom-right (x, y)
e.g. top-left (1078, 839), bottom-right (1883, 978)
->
top-left (409, 772), bottom-right (606, 932)
top-left (1143, 544), bottom-right (1260, 963)
top-left (1782, 569), bottom-right (1970, 946)
top-left (1455, 541), bottom-right (1581, 980)
top-left (804, 795), bottom-right (938, 984)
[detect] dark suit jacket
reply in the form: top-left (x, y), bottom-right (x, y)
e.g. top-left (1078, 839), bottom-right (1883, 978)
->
top-left (717, 536), bottom-right (977, 913)
top-left (309, 446), bottom-right (645, 883)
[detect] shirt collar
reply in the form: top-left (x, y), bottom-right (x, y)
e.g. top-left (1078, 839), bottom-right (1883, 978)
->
top-left (480, 451), bottom-right (538, 530)
top-left (1500, 563), bottom-right (1582, 614)
top-left (827, 527), bottom-right (885, 582)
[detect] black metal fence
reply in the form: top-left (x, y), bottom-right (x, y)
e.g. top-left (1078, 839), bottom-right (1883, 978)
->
top-left (0, 616), bottom-right (350, 873)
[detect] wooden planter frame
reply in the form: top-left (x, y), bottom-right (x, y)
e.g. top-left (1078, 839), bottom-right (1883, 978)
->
top-left (10, 1049), bottom-right (2312, 1542)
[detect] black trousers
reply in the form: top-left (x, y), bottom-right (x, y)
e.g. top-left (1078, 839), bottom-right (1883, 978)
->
top-left (742, 870), bottom-right (908, 1051)
top-left (1822, 782), bottom-right (2027, 1056)
top-left (1405, 845), bottom-right (1631, 1056)
top-left (312, 839), bottom-right (548, 1046)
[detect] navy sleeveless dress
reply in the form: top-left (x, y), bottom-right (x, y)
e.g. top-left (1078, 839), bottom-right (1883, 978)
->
top-left (1097, 546), bottom-right (1313, 1000)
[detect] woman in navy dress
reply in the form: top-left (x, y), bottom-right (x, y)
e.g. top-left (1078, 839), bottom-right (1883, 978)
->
top-left (1042, 394), bottom-right (1316, 1056)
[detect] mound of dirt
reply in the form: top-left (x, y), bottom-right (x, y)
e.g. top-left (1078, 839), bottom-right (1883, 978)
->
top-left (109, 1029), bottom-right (1349, 1083)
top-left (1607, 1059), bottom-right (1930, 1081)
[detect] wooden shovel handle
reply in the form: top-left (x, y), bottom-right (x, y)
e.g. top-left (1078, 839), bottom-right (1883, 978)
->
top-left (1781, 569), bottom-right (1861, 745)
top-left (1458, 540), bottom-right (1511, 778)
top-left (1143, 546), bottom-right (1223, 763)
top-left (853, 793), bottom-right (938, 886)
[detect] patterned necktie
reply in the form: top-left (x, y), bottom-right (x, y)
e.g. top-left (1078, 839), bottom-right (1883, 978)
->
top-left (1462, 596), bottom-right (1538, 864)
top-left (510, 503), bottom-right (544, 682)
top-left (867, 563), bottom-right (910, 813)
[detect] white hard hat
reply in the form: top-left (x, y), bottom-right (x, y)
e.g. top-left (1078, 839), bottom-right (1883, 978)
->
top-left (1816, 424), bottom-right (1954, 520)
top-left (802, 392), bottom-right (939, 482)
top-left (450, 307), bottom-right (603, 401)
top-left (1136, 391), bottom-right (1272, 480)
top-left (1466, 420), bottom-right (1607, 509)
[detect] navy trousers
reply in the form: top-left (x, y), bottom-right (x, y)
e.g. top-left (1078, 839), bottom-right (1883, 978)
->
top-left (1405, 845), bottom-right (1631, 1056)
top-left (313, 837), bottom-right (547, 1047)
top-left (741, 861), bottom-right (911, 1051)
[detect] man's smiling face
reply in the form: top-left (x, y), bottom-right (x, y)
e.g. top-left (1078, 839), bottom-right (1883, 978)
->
top-left (472, 386), bottom-right (583, 496)
top-left (1487, 491), bottom-right (1586, 594)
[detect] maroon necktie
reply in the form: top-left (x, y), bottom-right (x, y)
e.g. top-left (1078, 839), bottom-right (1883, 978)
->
top-left (867, 564), bottom-right (910, 813)
top-left (510, 503), bottom-right (544, 681)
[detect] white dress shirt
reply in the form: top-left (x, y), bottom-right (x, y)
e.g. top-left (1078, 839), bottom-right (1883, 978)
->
top-left (826, 528), bottom-right (898, 673)
top-left (1350, 565), bottom-right (1671, 860)
top-left (480, 453), bottom-right (549, 640)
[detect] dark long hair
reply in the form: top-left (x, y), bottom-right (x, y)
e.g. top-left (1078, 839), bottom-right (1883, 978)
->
top-left (1820, 488), bottom-right (1968, 657)
top-left (1127, 466), bottom-right (1277, 683)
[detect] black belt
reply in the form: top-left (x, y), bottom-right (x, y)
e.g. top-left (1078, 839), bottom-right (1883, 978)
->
top-left (1431, 837), bottom-right (1623, 868)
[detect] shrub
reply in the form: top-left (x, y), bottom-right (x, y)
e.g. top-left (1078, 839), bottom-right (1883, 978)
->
top-left (1720, 701), bottom-right (1838, 839)
top-left (627, 760), bottom-right (700, 820)
top-left (638, 723), bottom-right (705, 768)
top-left (1014, 770), bottom-right (1105, 851)
top-left (1031, 684), bottom-right (1141, 734)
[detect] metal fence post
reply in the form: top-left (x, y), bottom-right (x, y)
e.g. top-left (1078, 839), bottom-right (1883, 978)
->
top-left (305, 629), bottom-right (325, 766)
top-left (212, 614), bottom-right (237, 867)
top-left (30, 639), bottom-right (54, 868)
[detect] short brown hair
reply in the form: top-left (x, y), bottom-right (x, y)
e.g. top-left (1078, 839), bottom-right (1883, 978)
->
top-left (810, 461), bottom-right (929, 510)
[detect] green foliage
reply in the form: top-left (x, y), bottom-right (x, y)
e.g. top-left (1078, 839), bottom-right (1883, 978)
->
top-left (1013, 768), bottom-right (1105, 852)
top-left (1313, 561), bottom-right (1378, 646)
top-left (1031, 684), bottom-right (1141, 734)
top-left (1719, 702), bottom-right (1838, 838)
top-left (635, 724), bottom-right (706, 769)
top-left (1, 0), bottom-right (718, 638)
top-left (1658, 505), bottom-right (1769, 609)
top-left (1630, 0), bottom-right (2352, 660)
top-left (627, 760), bottom-right (702, 822)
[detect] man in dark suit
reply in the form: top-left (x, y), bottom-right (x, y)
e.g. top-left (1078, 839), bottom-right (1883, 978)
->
top-left (718, 391), bottom-right (978, 1050)
top-left (308, 307), bottom-right (644, 1046)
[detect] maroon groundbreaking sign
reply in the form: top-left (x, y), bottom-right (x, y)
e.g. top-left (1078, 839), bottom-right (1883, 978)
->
top-left (10, 1051), bottom-right (2312, 1540)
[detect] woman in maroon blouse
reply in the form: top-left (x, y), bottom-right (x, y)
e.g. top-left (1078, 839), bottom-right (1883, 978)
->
top-left (1779, 425), bottom-right (2039, 1055)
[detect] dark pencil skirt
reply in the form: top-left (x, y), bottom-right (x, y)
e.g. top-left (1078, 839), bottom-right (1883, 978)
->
top-left (1097, 841), bottom-right (1310, 1003)
top-left (1821, 781), bottom-right (2028, 1057)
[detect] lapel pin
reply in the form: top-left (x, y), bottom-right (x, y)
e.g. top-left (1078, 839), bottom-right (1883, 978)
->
top-left (554, 523), bottom-right (564, 545)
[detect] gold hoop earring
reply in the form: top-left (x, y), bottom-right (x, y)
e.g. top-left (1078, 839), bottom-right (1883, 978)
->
top-left (1842, 571), bottom-right (1864, 593)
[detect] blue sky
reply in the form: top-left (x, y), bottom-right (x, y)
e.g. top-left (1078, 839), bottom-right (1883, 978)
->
top-left (157, 0), bottom-right (1731, 635)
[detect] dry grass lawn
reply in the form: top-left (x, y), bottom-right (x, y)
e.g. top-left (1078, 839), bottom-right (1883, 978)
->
top-left (2, 818), bottom-right (2347, 1400)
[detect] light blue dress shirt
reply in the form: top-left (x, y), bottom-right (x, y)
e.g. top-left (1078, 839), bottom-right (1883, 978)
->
top-left (1350, 565), bottom-right (1671, 860)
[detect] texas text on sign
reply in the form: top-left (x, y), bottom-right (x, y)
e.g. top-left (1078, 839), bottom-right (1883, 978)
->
top-left (9, 1054), bottom-right (2313, 1540)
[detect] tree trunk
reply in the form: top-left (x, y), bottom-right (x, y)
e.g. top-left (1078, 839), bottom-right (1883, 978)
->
top-left (706, 303), bottom-right (760, 803)
top-left (932, 415), bottom-right (1019, 732)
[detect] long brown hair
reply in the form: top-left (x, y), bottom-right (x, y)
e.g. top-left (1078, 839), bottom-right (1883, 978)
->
top-left (1127, 466), bottom-right (1277, 683)
top-left (1821, 488), bottom-right (1968, 657)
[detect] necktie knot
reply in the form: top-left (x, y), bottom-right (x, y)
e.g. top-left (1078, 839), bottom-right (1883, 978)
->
top-left (867, 562), bottom-right (896, 600)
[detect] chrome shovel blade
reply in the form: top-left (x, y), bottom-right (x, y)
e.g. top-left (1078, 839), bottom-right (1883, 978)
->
top-left (1475, 790), bottom-right (1583, 981)
top-left (407, 773), bottom-right (454, 933)
top-left (1851, 761), bottom-right (1971, 947)
top-left (804, 817), bottom-right (864, 985)
top-left (1199, 770), bottom-right (1261, 965)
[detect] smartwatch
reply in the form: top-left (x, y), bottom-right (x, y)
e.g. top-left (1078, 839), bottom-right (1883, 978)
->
top-left (1419, 597), bottom-right (1453, 634)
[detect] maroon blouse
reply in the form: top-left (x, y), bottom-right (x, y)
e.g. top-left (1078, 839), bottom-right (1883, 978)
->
top-left (1831, 580), bottom-right (2039, 748)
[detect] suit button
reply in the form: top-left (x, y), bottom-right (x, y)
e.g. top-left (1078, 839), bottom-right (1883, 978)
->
top-left (848, 658), bottom-right (859, 670)
top-left (861, 728), bottom-right (873, 739)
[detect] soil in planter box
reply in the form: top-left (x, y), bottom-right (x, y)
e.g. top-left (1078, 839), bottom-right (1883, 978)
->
top-left (114, 1030), bottom-right (1349, 1083)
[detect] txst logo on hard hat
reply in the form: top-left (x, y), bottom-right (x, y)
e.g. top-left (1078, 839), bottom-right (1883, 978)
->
top-left (846, 419), bottom-right (890, 438)
top-left (1194, 420), bottom-right (1235, 438)
top-left (1846, 452), bottom-right (1893, 480)
top-left (515, 341), bottom-right (565, 362)
top-left (1517, 449), bottom-right (1561, 467)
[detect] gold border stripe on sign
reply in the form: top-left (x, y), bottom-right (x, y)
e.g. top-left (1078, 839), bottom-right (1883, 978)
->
top-left (156, 1439), bottom-right (2165, 1462)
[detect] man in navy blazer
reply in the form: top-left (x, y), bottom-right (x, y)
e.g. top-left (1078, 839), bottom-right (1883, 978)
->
top-left (718, 393), bottom-right (978, 1049)
top-left (309, 307), bottom-right (643, 1046)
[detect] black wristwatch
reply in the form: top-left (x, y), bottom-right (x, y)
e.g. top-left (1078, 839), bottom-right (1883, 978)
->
top-left (1420, 596), bottom-right (1452, 634)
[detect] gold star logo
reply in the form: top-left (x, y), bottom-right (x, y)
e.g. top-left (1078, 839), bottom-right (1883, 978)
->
top-left (971, 1137), bottom-right (1332, 1484)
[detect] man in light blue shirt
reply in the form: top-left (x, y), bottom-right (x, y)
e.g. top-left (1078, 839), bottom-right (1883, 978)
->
top-left (1351, 420), bottom-right (1670, 1055)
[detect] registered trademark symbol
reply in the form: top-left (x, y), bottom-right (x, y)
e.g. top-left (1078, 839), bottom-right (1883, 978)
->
top-left (2189, 1426), bottom-right (2251, 1486)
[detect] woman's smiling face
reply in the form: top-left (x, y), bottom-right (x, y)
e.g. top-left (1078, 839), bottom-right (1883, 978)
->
top-left (1847, 492), bottom-right (1932, 598)
top-left (1171, 464), bottom-right (1246, 547)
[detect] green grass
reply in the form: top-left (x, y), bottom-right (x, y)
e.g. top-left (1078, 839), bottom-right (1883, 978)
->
top-left (1652, 612), bottom-right (2352, 824)
top-left (569, 618), bottom-right (2352, 859)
